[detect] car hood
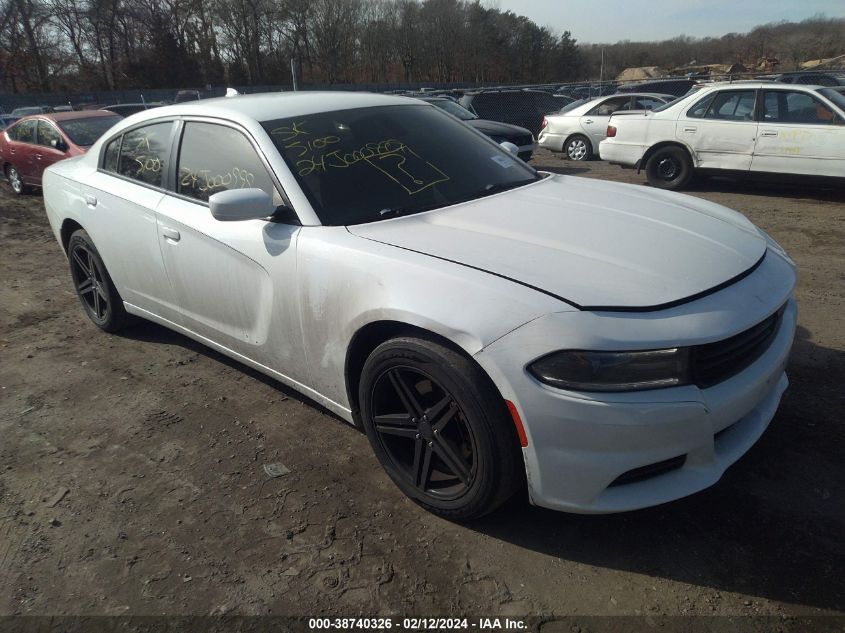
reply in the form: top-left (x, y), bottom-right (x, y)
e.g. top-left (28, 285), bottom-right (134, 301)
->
top-left (347, 175), bottom-right (766, 310)
top-left (466, 119), bottom-right (532, 138)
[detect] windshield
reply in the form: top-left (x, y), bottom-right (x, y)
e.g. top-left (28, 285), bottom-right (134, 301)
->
top-left (651, 87), bottom-right (700, 113)
top-left (818, 88), bottom-right (845, 113)
top-left (58, 115), bottom-right (121, 146)
top-left (426, 99), bottom-right (476, 120)
top-left (263, 105), bottom-right (540, 226)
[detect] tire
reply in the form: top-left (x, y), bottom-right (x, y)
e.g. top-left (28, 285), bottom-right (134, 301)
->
top-left (67, 229), bottom-right (131, 332)
top-left (564, 135), bottom-right (592, 161)
top-left (645, 146), bottom-right (693, 190)
top-left (5, 165), bottom-right (30, 195)
top-left (359, 335), bottom-right (522, 521)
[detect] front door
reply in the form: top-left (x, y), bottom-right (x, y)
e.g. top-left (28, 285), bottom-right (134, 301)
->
top-left (5, 119), bottom-right (37, 182)
top-left (155, 120), bottom-right (300, 368)
top-left (677, 89), bottom-right (758, 171)
top-left (751, 89), bottom-right (845, 178)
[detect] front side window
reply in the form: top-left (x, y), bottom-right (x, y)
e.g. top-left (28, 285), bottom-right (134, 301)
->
top-left (177, 122), bottom-right (279, 203)
top-left (704, 91), bottom-right (756, 121)
top-left (8, 119), bottom-right (36, 143)
top-left (118, 122), bottom-right (173, 187)
top-left (763, 90), bottom-right (838, 124)
top-left (263, 104), bottom-right (539, 226)
top-left (36, 120), bottom-right (62, 147)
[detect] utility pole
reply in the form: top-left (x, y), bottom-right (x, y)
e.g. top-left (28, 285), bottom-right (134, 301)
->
top-left (290, 58), bottom-right (299, 91)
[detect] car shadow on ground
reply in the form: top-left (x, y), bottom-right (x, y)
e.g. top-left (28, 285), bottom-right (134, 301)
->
top-left (116, 319), bottom-right (358, 430)
top-left (685, 176), bottom-right (845, 202)
top-left (469, 325), bottom-right (845, 612)
top-left (535, 164), bottom-right (591, 176)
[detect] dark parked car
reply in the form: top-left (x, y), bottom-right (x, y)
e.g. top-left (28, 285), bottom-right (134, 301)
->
top-left (770, 71), bottom-right (845, 86)
top-left (0, 115), bottom-right (20, 131)
top-left (616, 78), bottom-right (697, 98)
top-left (175, 89), bottom-right (202, 102)
top-left (101, 102), bottom-right (164, 117)
top-left (10, 105), bottom-right (54, 117)
top-left (458, 89), bottom-right (573, 136)
top-left (0, 111), bottom-right (121, 195)
top-left (417, 96), bottom-right (536, 161)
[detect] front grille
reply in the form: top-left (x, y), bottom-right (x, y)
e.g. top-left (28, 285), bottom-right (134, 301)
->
top-left (692, 306), bottom-right (784, 388)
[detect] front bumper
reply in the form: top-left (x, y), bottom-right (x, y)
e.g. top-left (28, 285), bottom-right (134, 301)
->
top-left (475, 248), bottom-right (797, 513)
top-left (517, 141), bottom-right (537, 161)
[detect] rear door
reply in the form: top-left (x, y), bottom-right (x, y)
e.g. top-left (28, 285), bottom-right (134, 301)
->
top-left (752, 88), bottom-right (845, 177)
top-left (33, 120), bottom-right (68, 185)
top-left (676, 89), bottom-right (758, 171)
top-left (4, 119), bottom-right (37, 181)
top-left (155, 120), bottom-right (300, 366)
top-left (580, 96), bottom-right (632, 145)
top-left (82, 120), bottom-right (181, 322)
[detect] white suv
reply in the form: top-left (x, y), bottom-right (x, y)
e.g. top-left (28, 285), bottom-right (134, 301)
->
top-left (599, 81), bottom-right (845, 190)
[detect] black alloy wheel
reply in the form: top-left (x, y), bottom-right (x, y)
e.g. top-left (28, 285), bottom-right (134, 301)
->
top-left (359, 335), bottom-right (522, 520)
top-left (68, 229), bottom-right (131, 332)
top-left (645, 146), bottom-right (693, 190)
top-left (371, 365), bottom-right (478, 500)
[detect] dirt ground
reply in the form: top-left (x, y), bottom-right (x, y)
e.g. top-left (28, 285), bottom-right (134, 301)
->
top-left (1, 150), bottom-right (844, 626)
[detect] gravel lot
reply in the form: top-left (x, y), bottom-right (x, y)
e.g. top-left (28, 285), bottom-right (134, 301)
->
top-left (1, 150), bottom-right (843, 627)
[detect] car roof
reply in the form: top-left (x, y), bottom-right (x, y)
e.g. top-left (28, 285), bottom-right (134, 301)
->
top-left (136, 92), bottom-right (417, 122)
top-left (22, 110), bottom-right (121, 122)
top-left (700, 80), bottom-right (825, 90)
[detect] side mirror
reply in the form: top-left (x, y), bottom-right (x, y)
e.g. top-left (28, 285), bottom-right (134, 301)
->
top-left (499, 141), bottom-right (519, 155)
top-left (50, 138), bottom-right (67, 151)
top-left (209, 188), bottom-right (275, 222)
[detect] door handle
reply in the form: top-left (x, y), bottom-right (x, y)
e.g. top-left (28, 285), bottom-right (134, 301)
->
top-left (760, 130), bottom-right (778, 137)
top-left (162, 227), bottom-right (181, 242)
top-left (683, 126), bottom-right (697, 133)
top-left (35, 153), bottom-right (42, 160)
top-left (85, 194), bottom-right (97, 207)
top-left (584, 119), bottom-right (594, 124)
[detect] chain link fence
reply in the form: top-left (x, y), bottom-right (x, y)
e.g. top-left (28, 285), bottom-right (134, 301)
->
top-left (2, 70), bottom-right (843, 137)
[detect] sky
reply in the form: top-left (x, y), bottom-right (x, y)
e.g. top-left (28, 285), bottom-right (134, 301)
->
top-left (492, 0), bottom-right (845, 43)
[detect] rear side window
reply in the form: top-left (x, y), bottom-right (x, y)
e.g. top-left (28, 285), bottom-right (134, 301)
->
top-left (705, 91), bottom-right (756, 121)
top-left (176, 122), bottom-right (279, 203)
top-left (687, 93), bottom-right (716, 118)
top-left (7, 120), bottom-right (36, 142)
top-left (118, 122), bottom-right (172, 187)
top-left (589, 97), bottom-right (630, 116)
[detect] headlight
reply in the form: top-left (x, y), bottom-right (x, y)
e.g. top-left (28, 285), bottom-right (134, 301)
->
top-left (528, 348), bottom-right (691, 392)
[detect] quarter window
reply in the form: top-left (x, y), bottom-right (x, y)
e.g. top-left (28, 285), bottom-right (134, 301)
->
top-left (686, 94), bottom-right (716, 118)
top-left (36, 121), bottom-right (62, 148)
top-left (103, 136), bottom-right (121, 172)
top-left (176, 122), bottom-right (279, 203)
top-left (762, 90), bottom-right (838, 124)
top-left (118, 122), bottom-right (173, 187)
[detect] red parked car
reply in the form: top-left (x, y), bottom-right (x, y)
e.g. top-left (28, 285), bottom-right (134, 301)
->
top-left (0, 110), bottom-right (120, 195)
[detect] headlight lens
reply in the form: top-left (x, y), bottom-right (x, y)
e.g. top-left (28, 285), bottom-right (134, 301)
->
top-left (528, 348), bottom-right (691, 392)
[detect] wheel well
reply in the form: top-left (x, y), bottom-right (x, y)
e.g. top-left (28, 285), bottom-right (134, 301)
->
top-left (60, 219), bottom-right (84, 253)
top-left (640, 141), bottom-right (693, 172)
top-left (563, 132), bottom-right (592, 153)
top-left (344, 321), bottom-right (477, 425)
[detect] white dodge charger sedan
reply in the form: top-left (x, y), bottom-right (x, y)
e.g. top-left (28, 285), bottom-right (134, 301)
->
top-left (600, 81), bottom-right (845, 189)
top-left (42, 92), bottom-right (797, 519)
